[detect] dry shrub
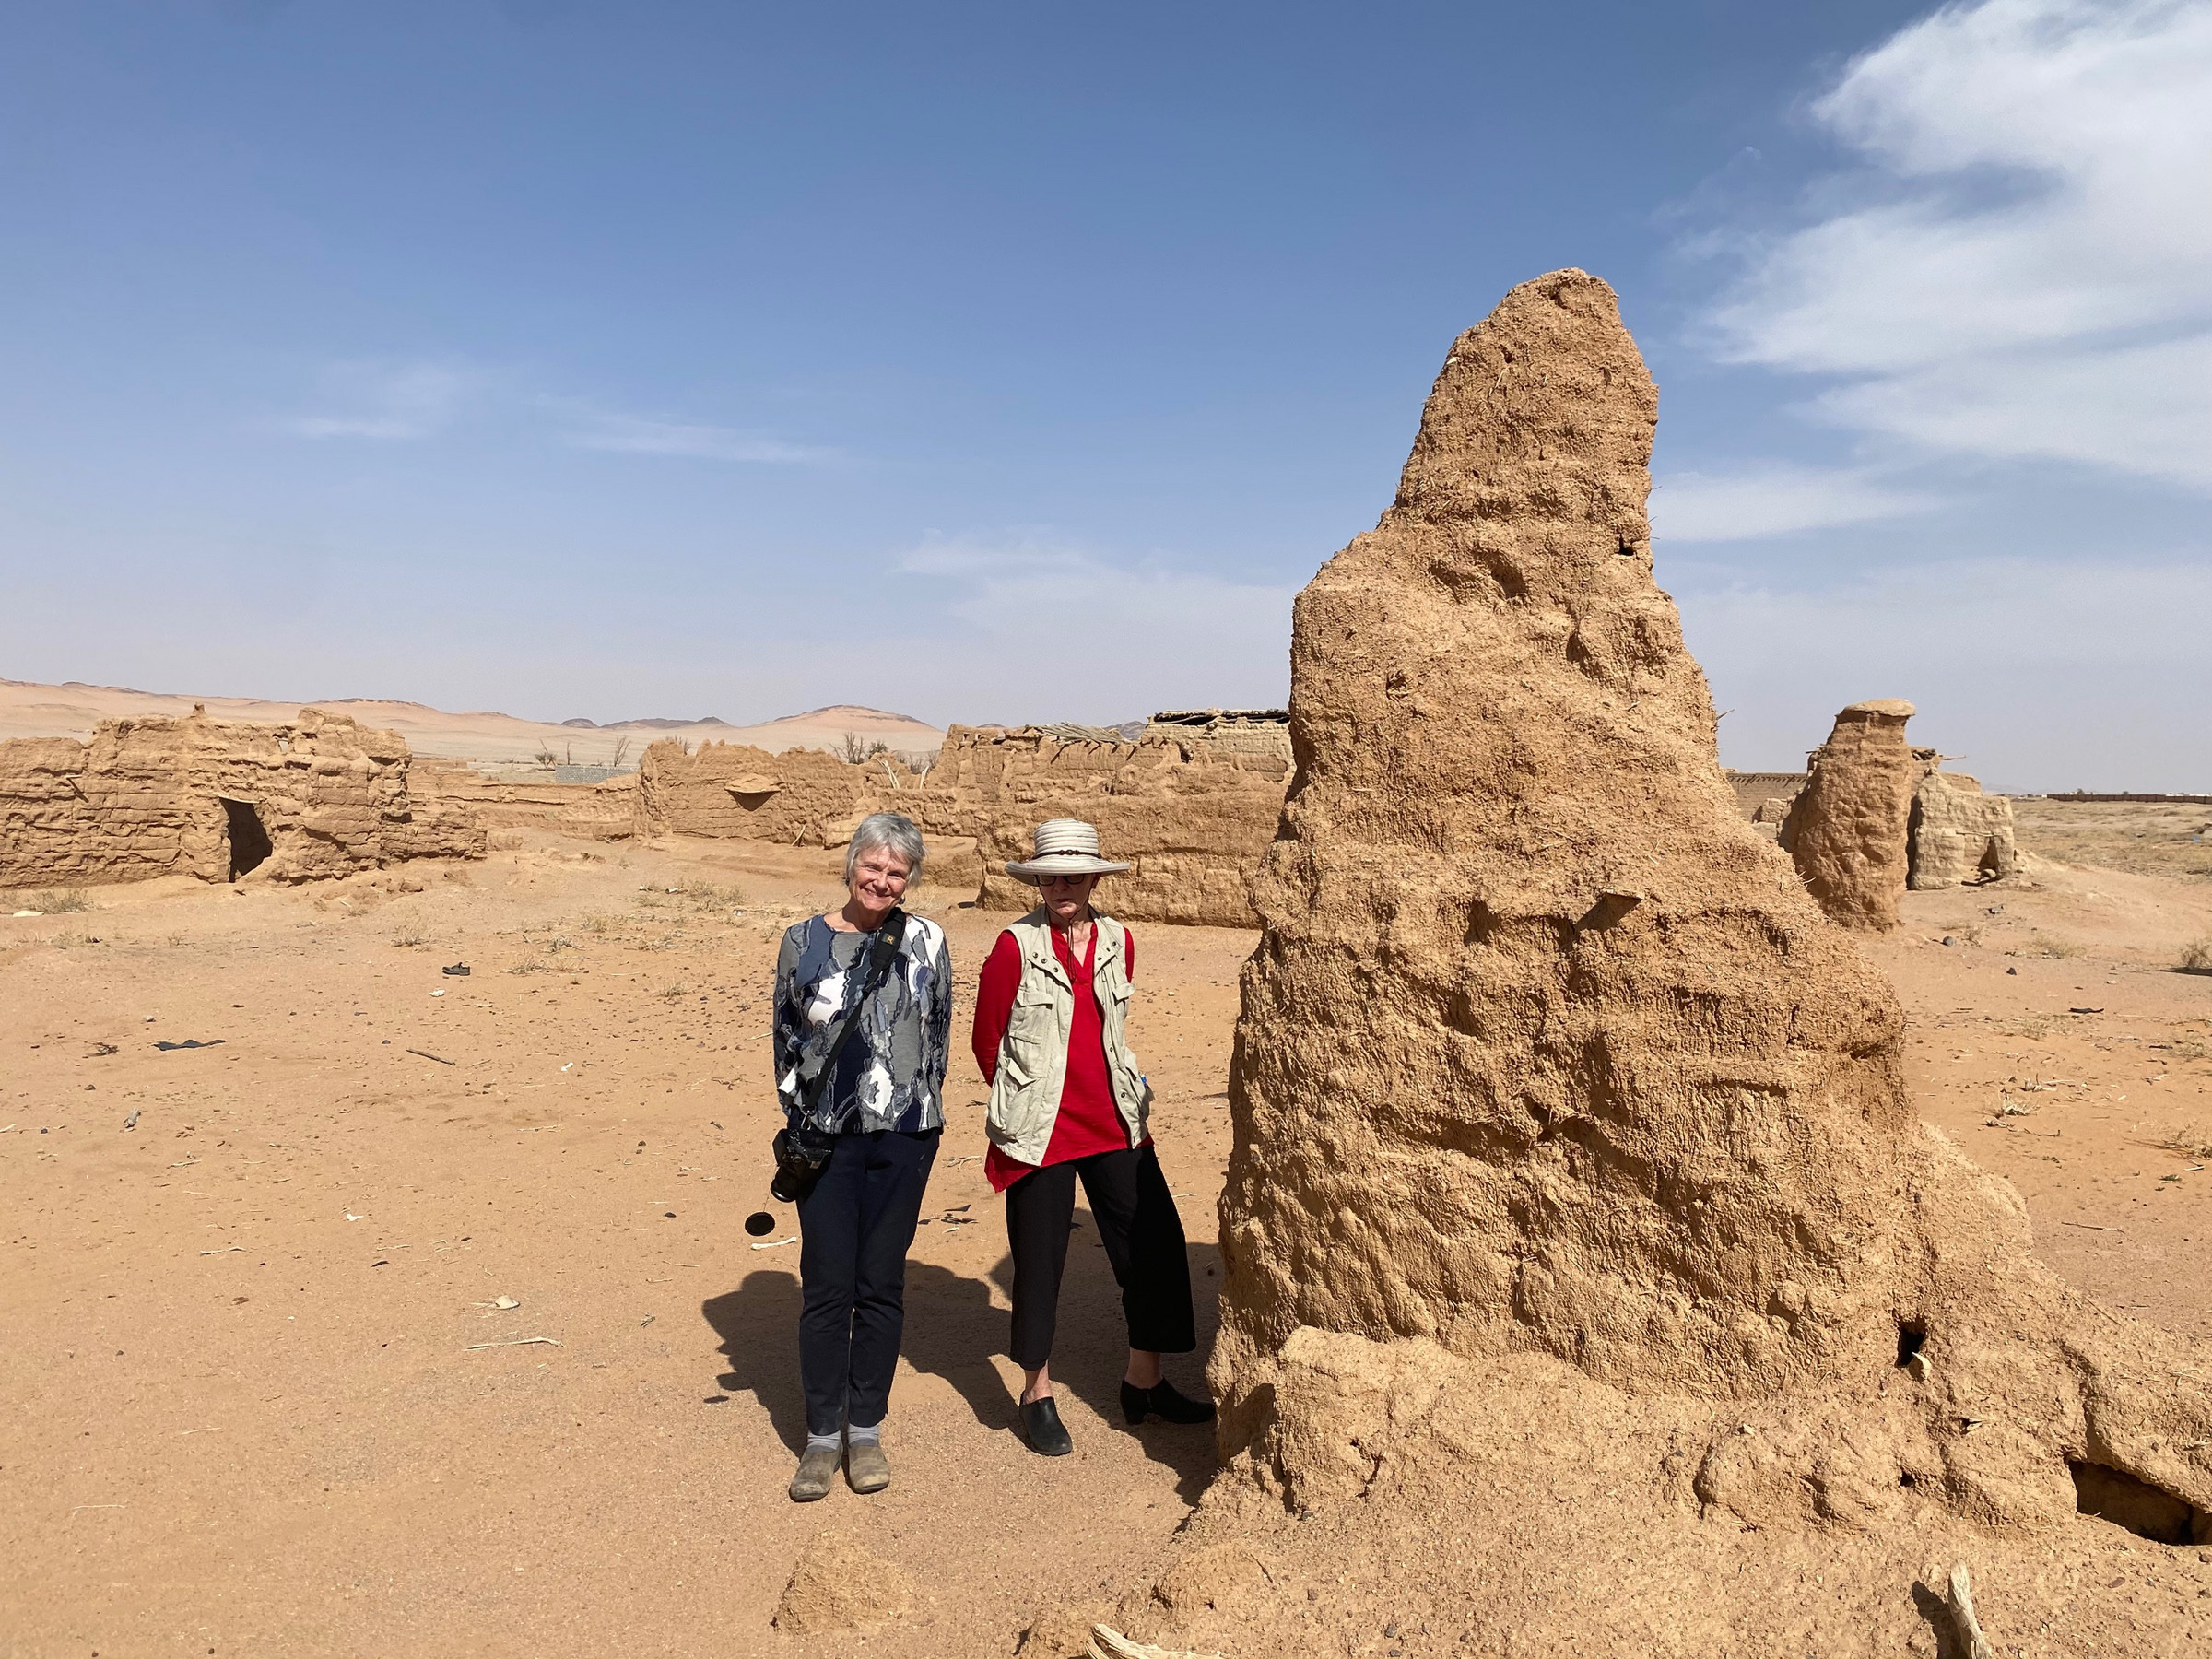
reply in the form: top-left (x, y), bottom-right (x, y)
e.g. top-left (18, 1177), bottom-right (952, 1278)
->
top-left (2032, 932), bottom-right (2082, 959)
top-left (29, 888), bottom-right (90, 913)
top-left (2158, 1122), bottom-right (2212, 1159)
top-left (488, 830), bottom-right (524, 852)
top-left (2177, 937), bottom-right (2212, 975)
top-left (677, 881), bottom-right (747, 912)
top-left (391, 931), bottom-right (428, 948)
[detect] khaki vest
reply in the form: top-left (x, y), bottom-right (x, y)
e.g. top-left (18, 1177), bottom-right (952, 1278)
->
top-left (983, 908), bottom-right (1152, 1166)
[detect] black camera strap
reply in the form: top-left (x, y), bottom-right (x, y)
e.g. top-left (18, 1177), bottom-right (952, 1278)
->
top-left (798, 908), bottom-right (909, 1130)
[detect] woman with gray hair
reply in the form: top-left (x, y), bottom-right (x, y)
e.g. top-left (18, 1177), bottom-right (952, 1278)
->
top-left (771, 811), bottom-right (952, 1501)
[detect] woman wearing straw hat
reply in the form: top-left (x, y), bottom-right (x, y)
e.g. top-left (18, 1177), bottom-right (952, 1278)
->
top-left (971, 818), bottom-right (1212, 1456)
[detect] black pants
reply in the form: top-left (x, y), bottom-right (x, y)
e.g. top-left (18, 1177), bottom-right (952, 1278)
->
top-left (794, 1127), bottom-right (938, 1436)
top-left (1005, 1142), bottom-right (1194, 1371)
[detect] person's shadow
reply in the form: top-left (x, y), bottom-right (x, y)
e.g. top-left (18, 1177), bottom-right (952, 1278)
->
top-left (700, 1217), bottom-right (1225, 1504)
top-left (700, 1261), bottom-right (1009, 1453)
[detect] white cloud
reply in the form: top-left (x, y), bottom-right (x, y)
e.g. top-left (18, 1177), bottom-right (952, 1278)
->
top-left (286, 371), bottom-right (831, 463)
top-left (1652, 464), bottom-right (1937, 541)
top-left (1676, 553), bottom-right (2212, 788)
top-left (290, 360), bottom-right (478, 441)
top-left (560, 408), bottom-right (838, 464)
top-left (894, 534), bottom-right (1294, 719)
top-left (1709, 0), bottom-right (2212, 489)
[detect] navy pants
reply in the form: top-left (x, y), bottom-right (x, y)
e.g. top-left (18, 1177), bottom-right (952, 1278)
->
top-left (794, 1128), bottom-right (938, 1436)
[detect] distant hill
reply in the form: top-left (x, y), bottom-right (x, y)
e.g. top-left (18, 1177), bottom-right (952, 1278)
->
top-left (0, 679), bottom-right (943, 766)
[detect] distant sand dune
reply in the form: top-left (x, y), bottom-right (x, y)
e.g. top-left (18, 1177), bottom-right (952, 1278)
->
top-left (0, 678), bottom-right (943, 766)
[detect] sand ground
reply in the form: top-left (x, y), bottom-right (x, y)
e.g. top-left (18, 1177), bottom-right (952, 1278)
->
top-left (3, 835), bottom-right (2208, 1657)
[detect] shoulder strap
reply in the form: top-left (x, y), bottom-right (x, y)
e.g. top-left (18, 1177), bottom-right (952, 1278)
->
top-left (801, 910), bottom-right (908, 1120)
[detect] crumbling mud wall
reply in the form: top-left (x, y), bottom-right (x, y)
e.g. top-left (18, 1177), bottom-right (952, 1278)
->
top-left (912, 724), bottom-right (1288, 926)
top-left (1210, 270), bottom-right (2210, 1567)
top-left (0, 707), bottom-right (484, 888)
top-left (1909, 769), bottom-right (2021, 890)
top-left (632, 740), bottom-right (913, 846)
top-left (1143, 709), bottom-right (1294, 766)
top-left (410, 759), bottom-right (635, 841)
top-left (1778, 700), bottom-right (1920, 931)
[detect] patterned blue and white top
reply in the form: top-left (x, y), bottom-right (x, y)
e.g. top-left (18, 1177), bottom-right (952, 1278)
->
top-left (772, 912), bottom-right (953, 1135)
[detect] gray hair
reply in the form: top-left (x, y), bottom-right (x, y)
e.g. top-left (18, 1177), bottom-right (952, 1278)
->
top-left (844, 811), bottom-right (926, 885)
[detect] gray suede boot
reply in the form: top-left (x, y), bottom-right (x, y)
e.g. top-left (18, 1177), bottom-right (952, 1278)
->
top-left (788, 1441), bottom-right (841, 1503)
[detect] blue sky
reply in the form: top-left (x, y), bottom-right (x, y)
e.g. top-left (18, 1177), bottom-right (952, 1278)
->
top-left (2, 1), bottom-right (2206, 787)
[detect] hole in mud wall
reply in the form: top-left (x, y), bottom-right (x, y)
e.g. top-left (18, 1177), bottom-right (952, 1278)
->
top-left (1895, 1322), bottom-right (1928, 1369)
top-left (221, 798), bottom-right (272, 880)
top-left (2069, 1461), bottom-right (2208, 1545)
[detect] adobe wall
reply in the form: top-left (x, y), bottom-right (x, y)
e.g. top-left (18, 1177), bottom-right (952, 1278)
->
top-left (410, 758), bottom-right (635, 841)
top-left (912, 725), bottom-right (1288, 926)
top-left (1907, 768), bottom-right (2021, 889)
top-left (0, 707), bottom-right (485, 888)
top-left (633, 739), bottom-right (916, 846)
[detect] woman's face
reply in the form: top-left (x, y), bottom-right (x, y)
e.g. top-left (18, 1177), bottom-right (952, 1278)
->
top-left (1039, 871), bottom-right (1100, 925)
top-left (848, 843), bottom-right (912, 916)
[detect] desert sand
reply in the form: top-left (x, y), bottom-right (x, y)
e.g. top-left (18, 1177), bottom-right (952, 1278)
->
top-left (2, 823), bottom-right (2208, 1656)
top-left (0, 678), bottom-right (944, 766)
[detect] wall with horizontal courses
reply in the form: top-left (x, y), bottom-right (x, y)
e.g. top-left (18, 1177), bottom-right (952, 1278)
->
top-left (961, 738), bottom-right (1288, 927)
top-left (410, 759), bottom-right (634, 841)
top-left (0, 708), bottom-right (484, 888)
top-left (633, 740), bottom-right (917, 846)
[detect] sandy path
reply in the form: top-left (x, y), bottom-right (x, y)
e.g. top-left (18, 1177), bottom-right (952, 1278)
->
top-left (3, 838), bottom-right (2207, 1656)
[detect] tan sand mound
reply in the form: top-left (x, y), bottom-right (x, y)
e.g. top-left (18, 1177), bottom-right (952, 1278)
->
top-left (772, 1529), bottom-right (917, 1634)
top-left (1111, 268), bottom-right (2212, 1655)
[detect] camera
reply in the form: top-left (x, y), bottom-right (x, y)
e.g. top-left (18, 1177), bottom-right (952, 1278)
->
top-left (770, 1122), bottom-right (839, 1204)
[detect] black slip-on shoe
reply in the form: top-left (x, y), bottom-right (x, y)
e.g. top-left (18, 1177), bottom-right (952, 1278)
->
top-left (1019, 1395), bottom-right (1074, 1456)
top-left (1121, 1378), bottom-right (1217, 1425)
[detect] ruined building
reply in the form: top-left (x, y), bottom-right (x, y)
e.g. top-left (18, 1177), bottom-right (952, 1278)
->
top-left (631, 738), bottom-right (918, 846)
top-left (1163, 269), bottom-right (2210, 1656)
top-left (1777, 701), bottom-right (2024, 924)
top-left (911, 722), bottom-right (1288, 927)
top-left (0, 707), bottom-right (484, 888)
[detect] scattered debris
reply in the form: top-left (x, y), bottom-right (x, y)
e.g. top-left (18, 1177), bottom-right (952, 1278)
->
top-left (464, 1335), bottom-right (560, 1350)
top-left (1088, 1626), bottom-right (1226, 1659)
top-left (406, 1049), bottom-right (456, 1065)
top-left (123, 1111), bottom-right (139, 1130)
top-left (89, 1042), bottom-right (117, 1056)
top-left (749, 1235), bottom-right (798, 1251)
top-left (344, 1212), bottom-right (364, 1222)
top-left (1945, 1563), bottom-right (1994, 1659)
top-left (154, 1039), bottom-right (224, 1052)
top-left (430, 989), bottom-right (446, 997)
top-left (442, 963), bottom-right (471, 976)
top-left (641, 1314), bottom-right (655, 1327)
top-left (197, 1246), bottom-right (244, 1256)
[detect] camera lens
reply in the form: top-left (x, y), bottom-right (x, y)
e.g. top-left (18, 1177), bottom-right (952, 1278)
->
top-left (744, 1211), bottom-right (776, 1237)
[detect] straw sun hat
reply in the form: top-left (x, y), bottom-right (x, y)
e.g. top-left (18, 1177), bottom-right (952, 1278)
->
top-left (1005, 818), bottom-right (1131, 883)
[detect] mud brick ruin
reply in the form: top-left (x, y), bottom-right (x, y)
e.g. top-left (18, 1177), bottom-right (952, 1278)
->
top-left (1777, 700), bottom-right (2023, 925)
top-left (913, 721), bottom-right (1290, 927)
top-left (1189, 271), bottom-right (2207, 1649)
top-left (0, 706), bottom-right (484, 888)
top-left (631, 738), bottom-right (914, 847)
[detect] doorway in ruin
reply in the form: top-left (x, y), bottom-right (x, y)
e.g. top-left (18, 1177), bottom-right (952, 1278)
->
top-left (220, 798), bottom-right (272, 879)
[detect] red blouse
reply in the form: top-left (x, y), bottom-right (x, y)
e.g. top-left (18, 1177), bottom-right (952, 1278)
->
top-left (971, 923), bottom-right (1140, 1193)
